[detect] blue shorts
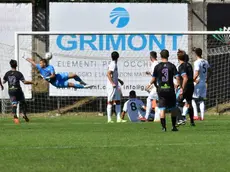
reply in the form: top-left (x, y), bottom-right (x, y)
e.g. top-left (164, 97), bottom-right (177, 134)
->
top-left (51, 73), bottom-right (69, 88)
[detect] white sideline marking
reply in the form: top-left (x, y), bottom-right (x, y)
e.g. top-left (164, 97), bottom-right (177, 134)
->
top-left (0, 142), bottom-right (218, 150)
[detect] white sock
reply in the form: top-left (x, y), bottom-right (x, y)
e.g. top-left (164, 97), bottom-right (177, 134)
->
top-left (192, 100), bottom-right (198, 117)
top-left (182, 106), bottom-right (188, 116)
top-left (154, 107), bottom-right (160, 121)
top-left (199, 101), bottom-right (205, 119)
top-left (145, 98), bottom-right (152, 119)
top-left (115, 104), bottom-right (121, 121)
top-left (107, 104), bottom-right (112, 122)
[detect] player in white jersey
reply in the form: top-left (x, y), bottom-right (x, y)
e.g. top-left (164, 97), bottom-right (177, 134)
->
top-left (145, 51), bottom-right (160, 122)
top-left (192, 48), bottom-right (212, 120)
top-left (107, 51), bottom-right (126, 123)
top-left (121, 90), bottom-right (146, 122)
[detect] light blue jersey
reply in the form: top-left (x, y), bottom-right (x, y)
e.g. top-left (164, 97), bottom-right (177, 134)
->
top-left (36, 64), bottom-right (55, 78)
top-left (36, 64), bottom-right (69, 88)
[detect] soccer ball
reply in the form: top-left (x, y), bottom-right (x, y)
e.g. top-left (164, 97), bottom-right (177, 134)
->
top-left (44, 52), bottom-right (52, 60)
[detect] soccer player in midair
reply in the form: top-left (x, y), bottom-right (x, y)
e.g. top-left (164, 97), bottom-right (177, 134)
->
top-left (3, 60), bottom-right (35, 124)
top-left (146, 49), bottom-right (181, 131)
top-left (106, 51), bottom-right (126, 123)
top-left (24, 56), bottom-right (93, 89)
top-left (192, 48), bottom-right (212, 120)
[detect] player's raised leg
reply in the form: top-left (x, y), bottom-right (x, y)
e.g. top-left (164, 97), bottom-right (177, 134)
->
top-left (67, 73), bottom-right (93, 88)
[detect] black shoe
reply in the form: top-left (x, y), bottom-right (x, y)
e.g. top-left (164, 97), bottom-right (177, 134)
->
top-left (171, 127), bottom-right (178, 132)
top-left (162, 127), bottom-right (167, 132)
top-left (23, 116), bottom-right (29, 122)
top-left (190, 123), bottom-right (195, 126)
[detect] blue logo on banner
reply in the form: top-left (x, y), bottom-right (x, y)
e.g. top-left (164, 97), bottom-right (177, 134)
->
top-left (110, 7), bottom-right (130, 28)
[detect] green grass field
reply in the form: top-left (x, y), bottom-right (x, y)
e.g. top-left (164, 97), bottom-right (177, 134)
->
top-left (1, 115), bottom-right (230, 172)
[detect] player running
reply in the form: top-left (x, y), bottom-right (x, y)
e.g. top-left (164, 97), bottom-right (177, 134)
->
top-left (144, 51), bottom-right (160, 122)
top-left (23, 55), bottom-right (93, 89)
top-left (146, 49), bottom-right (181, 132)
top-left (106, 51), bottom-right (126, 123)
top-left (177, 50), bottom-right (195, 126)
top-left (192, 48), bottom-right (212, 120)
top-left (121, 90), bottom-right (147, 122)
top-left (3, 60), bottom-right (36, 124)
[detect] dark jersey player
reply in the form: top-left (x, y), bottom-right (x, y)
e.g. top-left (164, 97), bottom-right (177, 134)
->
top-left (3, 60), bottom-right (35, 124)
top-left (177, 50), bottom-right (195, 126)
top-left (146, 49), bottom-right (181, 132)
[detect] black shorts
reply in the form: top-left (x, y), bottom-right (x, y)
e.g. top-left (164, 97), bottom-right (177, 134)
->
top-left (183, 84), bottom-right (194, 104)
top-left (9, 90), bottom-right (25, 105)
top-left (158, 91), bottom-right (176, 110)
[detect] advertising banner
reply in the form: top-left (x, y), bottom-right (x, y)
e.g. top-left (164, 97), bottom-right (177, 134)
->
top-left (50, 3), bottom-right (188, 96)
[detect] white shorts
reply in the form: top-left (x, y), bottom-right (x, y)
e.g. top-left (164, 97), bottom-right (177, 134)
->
top-left (147, 89), bottom-right (158, 100)
top-left (107, 87), bottom-right (121, 102)
top-left (193, 82), bottom-right (206, 98)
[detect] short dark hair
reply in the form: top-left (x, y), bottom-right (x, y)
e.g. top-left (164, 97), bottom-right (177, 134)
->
top-left (111, 51), bottom-right (119, 60)
top-left (160, 49), bottom-right (169, 59)
top-left (177, 49), bottom-right (186, 61)
top-left (184, 54), bottom-right (189, 62)
top-left (129, 90), bottom-right (136, 98)
top-left (150, 51), bottom-right (157, 59)
top-left (195, 48), bottom-right (202, 57)
top-left (40, 59), bottom-right (48, 65)
top-left (10, 59), bottom-right (17, 68)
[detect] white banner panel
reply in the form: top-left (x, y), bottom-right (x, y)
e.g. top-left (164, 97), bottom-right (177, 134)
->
top-left (50, 3), bottom-right (188, 97)
top-left (0, 3), bottom-right (32, 99)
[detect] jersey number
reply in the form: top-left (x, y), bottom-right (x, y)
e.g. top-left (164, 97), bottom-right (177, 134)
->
top-left (130, 102), bottom-right (137, 111)
top-left (202, 64), bottom-right (206, 74)
top-left (162, 68), bottom-right (169, 82)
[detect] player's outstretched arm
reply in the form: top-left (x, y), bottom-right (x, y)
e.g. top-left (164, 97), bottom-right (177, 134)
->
top-left (24, 57), bottom-right (37, 67)
top-left (23, 80), bottom-right (37, 85)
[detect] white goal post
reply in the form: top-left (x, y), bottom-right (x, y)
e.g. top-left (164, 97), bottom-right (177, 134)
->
top-left (14, 31), bottom-right (230, 114)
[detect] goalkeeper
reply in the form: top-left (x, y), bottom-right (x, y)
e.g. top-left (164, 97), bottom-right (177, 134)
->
top-left (23, 55), bottom-right (93, 89)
